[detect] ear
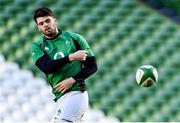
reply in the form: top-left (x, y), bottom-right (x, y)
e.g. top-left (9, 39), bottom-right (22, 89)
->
top-left (53, 17), bottom-right (57, 25)
top-left (37, 26), bottom-right (41, 31)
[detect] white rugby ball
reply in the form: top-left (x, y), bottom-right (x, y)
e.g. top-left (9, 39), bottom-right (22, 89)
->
top-left (136, 65), bottom-right (158, 87)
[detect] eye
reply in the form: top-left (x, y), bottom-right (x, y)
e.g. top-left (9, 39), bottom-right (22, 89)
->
top-left (45, 19), bottom-right (51, 23)
top-left (38, 22), bottom-right (43, 26)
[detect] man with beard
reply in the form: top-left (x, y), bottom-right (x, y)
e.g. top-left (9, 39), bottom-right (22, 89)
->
top-left (31, 7), bottom-right (97, 122)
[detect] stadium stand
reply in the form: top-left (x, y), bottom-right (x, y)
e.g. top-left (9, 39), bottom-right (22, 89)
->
top-left (0, 0), bottom-right (180, 122)
top-left (0, 54), bottom-right (119, 122)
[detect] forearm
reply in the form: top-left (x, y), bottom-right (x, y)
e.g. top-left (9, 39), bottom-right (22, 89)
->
top-left (35, 50), bottom-right (89, 74)
top-left (72, 56), bottom-right (98, 82)
top-left (35, 53), bottom-right (70, 74)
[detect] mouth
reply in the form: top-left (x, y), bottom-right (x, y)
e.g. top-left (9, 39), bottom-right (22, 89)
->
top-left (45, 27), bottom-right (51, 31)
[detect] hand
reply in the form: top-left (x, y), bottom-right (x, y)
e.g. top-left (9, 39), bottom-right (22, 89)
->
top-left (55, 77), bottom-right (76, 93)
top-left (69, 50), bottom-right (88, 61)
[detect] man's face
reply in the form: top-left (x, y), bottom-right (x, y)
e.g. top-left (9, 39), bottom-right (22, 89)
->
top-left (36, 16), bottom-right (57, 37)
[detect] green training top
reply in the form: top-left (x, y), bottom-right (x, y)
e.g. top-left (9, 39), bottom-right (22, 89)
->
top-left (31, 31), bottom-right (94, 100)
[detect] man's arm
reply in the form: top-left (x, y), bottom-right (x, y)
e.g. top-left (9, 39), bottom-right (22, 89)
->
top-left (35, 50), bottom-right (88, 74)
top-left (54, 56), bottom-right (97, 93)
top-left (68, 32), bottom-right (98, 80)
top-left (72, 56), bottom-right (98, 82)
top-left (35, 53), bottom-right (70, 74)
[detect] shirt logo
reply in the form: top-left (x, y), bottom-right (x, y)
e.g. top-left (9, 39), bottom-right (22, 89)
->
top-left (57, 109), bottom-right (61, 115)
top-left (45, 47), bottom-right (49, 51)
top-left (65, 40), bottom-right (70, 46)
top-left (54, 52), bottom-right (65, 59)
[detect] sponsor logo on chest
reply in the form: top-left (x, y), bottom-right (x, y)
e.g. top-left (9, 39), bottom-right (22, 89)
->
top-left (54, 52), bottom-right (65, 59)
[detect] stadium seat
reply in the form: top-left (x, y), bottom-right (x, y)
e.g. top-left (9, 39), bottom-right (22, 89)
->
top-left (1, 0), bottom-right (180, 122)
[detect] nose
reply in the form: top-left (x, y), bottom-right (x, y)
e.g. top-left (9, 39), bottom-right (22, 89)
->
top-left (43, 22), bottom-right (49, 28)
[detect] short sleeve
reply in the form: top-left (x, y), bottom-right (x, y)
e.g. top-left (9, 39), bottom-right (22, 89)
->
top-left (69, 32), bottom-right (94, 57)
top-left (31, 43), bottom-right (44, 63)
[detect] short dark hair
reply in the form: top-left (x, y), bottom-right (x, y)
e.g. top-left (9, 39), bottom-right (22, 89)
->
top-left (33, 7), bottom-right (54, 22)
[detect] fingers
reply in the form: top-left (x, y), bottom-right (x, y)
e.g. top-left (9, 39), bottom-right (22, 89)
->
top-left (84, 53), bottom-right (87, 57)
top-left (80, 50), bottom-right (87, 61)
top-left (55, 83), bottom-right (66, 92)
top-left (79, 50), bottom-right (88, 55)
top-left (73, 50), bottom-right (88, 61)
top-left (81, 50), bottom-right (88, 54)
top-left (83, 53), bottom-right (87, 61)
top-left (69, 50), bottom-right (88, 61)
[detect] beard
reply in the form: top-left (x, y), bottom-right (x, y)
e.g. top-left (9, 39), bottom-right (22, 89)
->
top-left (43, 27), bottom-right (58, 38)
top-left (44, 27), bottom-right (57, 38)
